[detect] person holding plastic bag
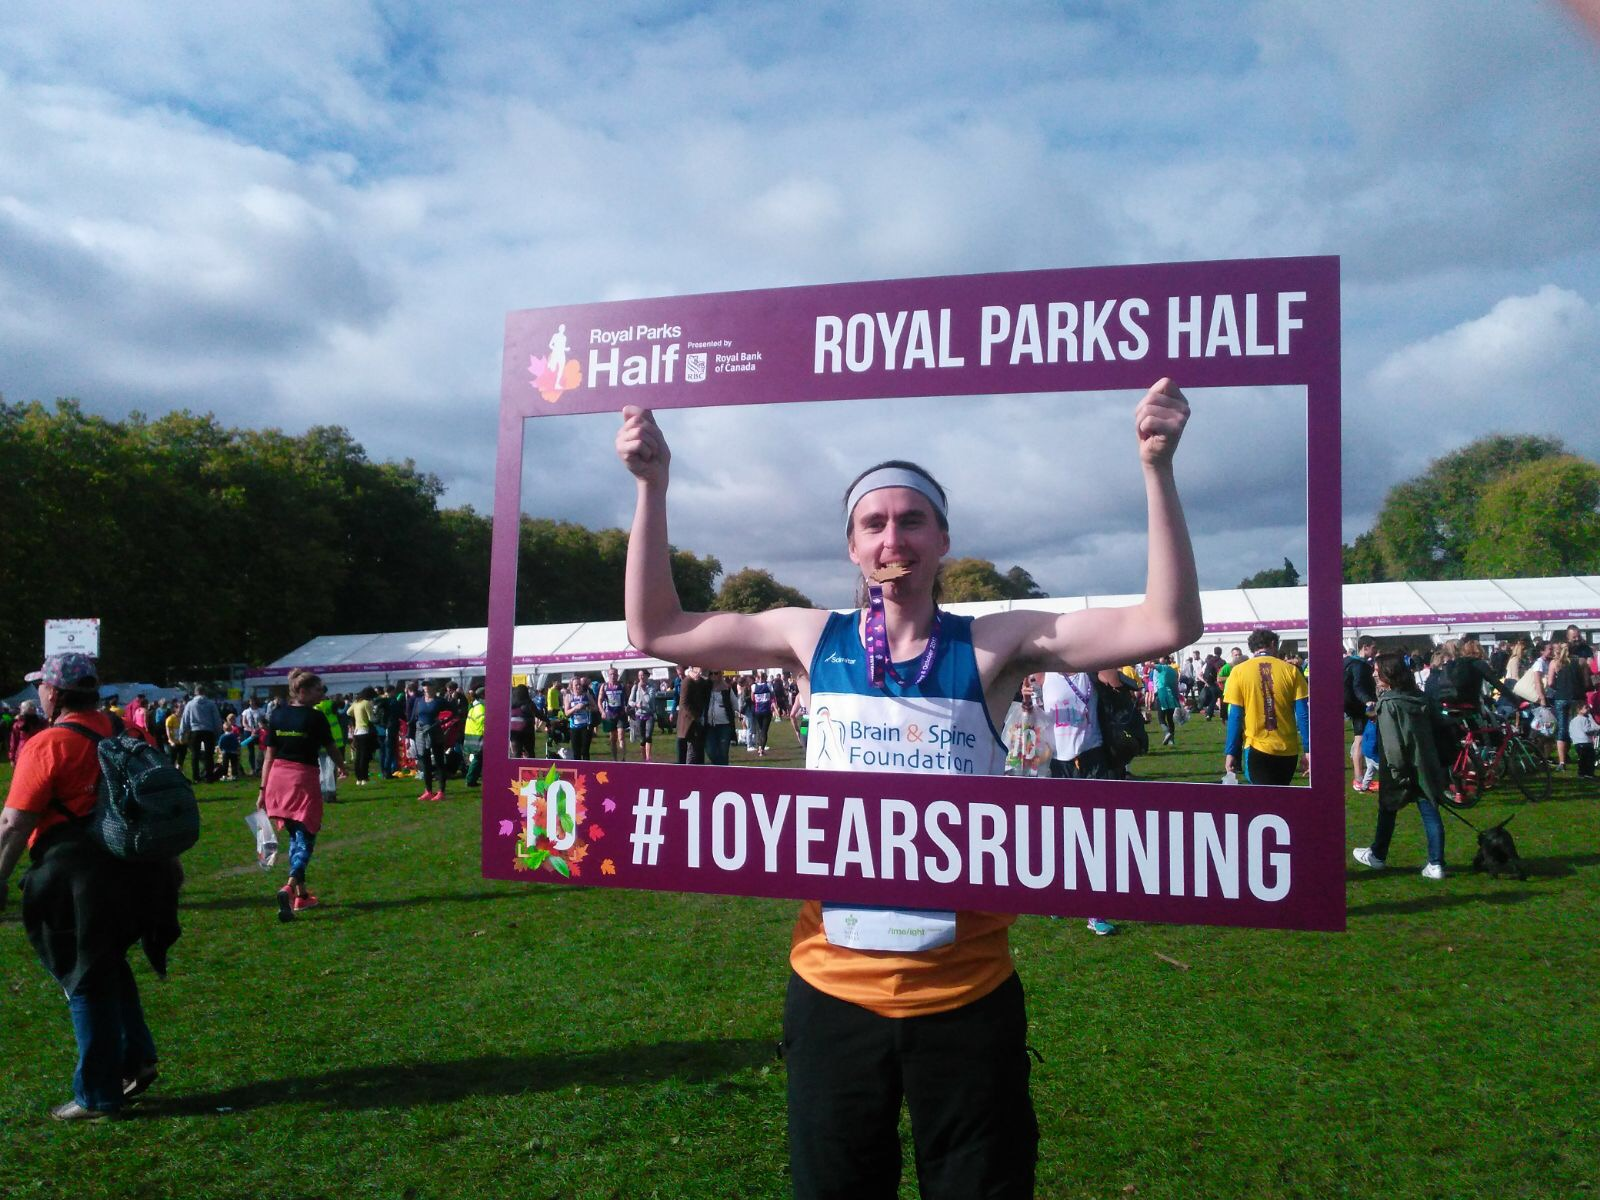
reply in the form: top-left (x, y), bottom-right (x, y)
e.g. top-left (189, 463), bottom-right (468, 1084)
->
top-left (258, 669), bottom-right (338, 920)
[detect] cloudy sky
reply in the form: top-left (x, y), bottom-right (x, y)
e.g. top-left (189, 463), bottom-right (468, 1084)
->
top-left (4, 1), bottom-right (1597, 611)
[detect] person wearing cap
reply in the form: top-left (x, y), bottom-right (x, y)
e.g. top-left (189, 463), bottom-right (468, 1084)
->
top-left (616, 380), bottom-right (1201, 1198)
top-left (0, 654), bottom-right (181, 1121)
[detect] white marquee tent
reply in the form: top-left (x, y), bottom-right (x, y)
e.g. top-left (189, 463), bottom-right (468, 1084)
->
top-left (245, 576), bottom-right (1600, 694)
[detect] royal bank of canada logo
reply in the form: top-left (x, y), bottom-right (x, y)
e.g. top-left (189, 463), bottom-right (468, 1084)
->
top-left (529, 322), bottom-right (583, 403)
top-left (685, 352), bottom-right (707, 382)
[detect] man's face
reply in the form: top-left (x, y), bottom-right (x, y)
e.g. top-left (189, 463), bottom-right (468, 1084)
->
top-left (847, 487), bottom-right (949, 600)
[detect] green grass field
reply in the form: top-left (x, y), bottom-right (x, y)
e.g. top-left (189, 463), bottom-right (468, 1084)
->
top-left (2, 716), bottom-right (1597, 1199)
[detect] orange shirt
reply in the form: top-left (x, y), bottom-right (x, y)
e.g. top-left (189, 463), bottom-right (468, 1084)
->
top-left (789, 903), bottom-right (1016, 1018)
top-left (4, 711), bottom-right (112, 848)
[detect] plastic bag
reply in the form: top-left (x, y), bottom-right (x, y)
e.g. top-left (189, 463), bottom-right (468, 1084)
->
top-left (244, 809), bottom-right (278, 870)
top-left (1003, 703), bottom-right (1054, 777)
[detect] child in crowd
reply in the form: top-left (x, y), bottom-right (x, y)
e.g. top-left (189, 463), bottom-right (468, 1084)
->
top-left (1353, 719), bottom-right (1380, 792)
top-left (1570, 700), bottom-right (1598, 780)
top-left (218, 715), bottom-right (242, 782)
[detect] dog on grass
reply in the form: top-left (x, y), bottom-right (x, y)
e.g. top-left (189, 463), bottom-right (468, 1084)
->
top-left (1471, 815), bottom-right (1528, 880)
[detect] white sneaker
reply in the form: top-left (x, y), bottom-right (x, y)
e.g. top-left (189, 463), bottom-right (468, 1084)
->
top-left (1420, 862), bottom-right (1445, 880)
top-left (1352, 847), bottom-right (1385, 869)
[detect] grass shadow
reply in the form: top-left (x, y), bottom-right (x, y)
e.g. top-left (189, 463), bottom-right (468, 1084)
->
top-left (180, 888), bottom-right (539, 913)
top-left (135, 1038), bottom-right (777, 1117)
top-left (1347, 889), bottom-right (1541, 919)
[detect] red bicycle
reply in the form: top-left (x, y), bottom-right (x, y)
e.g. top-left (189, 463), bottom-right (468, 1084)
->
top-left (1444, 705), bottom-right (1551, 807)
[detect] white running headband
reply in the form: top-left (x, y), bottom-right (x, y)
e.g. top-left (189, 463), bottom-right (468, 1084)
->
top-left (844, 467), bottom-right (948, 532)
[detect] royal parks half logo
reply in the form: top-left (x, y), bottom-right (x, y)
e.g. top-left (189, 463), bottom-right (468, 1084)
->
top-left (529, 323), bottom-right (582, 404)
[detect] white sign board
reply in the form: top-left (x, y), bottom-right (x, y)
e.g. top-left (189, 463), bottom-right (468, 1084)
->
top-left (45, 618), bottom-right (100, 657)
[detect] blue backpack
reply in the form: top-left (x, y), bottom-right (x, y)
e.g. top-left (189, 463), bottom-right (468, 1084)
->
top-left (59, 719), bottom-right (201, 861)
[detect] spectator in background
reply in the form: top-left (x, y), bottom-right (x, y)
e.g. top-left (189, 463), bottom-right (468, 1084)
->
top-left (9, 699), bottom-right (48, 763)
top-left (411, 681), bottom-right (450, 801)
top-left (1569, 700), bottom-right (1598, 780)
top-left (379, 685), bottom-right (403, 778)
top-left (217, 715), bottom-right (242, 782)
top-left (703, 672), bottom-right (737, 765)
top-left (463, 690), bottom-right (487, 786)
top-left (1150, 655), bottom-right (1181, 747)
top-left (1223, 628), bottom-right (1310, 785)
top-left (627, 671), bottom-right (656, 764)
top-left (599, 668), bottom-right (627, 761)
top-left (1201, 646), bottom-right (1224, 719)
top-left (1344, 636), bottom-right (1378, 792)
top-left (178, 686), bottom-right (223, 785)
top-left (347, 688), bottom-right (377, 786)
top-left (164, 704), bottom-right (186, 774)
top-left (1547, 641), bottom-right (1584, 771)
top-left (239, 697), bottom-right (266, 776)
top-left (676, 667), bottom-right (710, 765)
top-left (563, 676), bottom-right (598, 761)
top-left (507, 684), bottom-right (537, 759)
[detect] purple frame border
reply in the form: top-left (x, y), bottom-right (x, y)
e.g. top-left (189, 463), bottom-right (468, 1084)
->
top-left (482, 256), bottom-right (1345, 931)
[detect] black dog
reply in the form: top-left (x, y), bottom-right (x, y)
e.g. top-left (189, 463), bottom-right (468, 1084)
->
top-left (1471, 815), bottom-right (1528, 880)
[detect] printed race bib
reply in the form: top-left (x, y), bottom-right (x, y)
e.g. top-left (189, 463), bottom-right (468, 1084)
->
top-left (821, 903), bottom-right (956, 952)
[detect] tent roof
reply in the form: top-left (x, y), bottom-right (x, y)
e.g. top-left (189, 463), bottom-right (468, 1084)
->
top-left (245, 575), bottom-right (1600, 683)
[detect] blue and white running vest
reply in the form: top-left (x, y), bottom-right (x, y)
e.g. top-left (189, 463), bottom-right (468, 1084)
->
top-left (807, 609), bottom-right (1005, 776)
top-left (806, 609), bottom-right (1005, 950)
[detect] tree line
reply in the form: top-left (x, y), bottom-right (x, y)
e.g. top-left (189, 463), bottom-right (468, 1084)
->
top-left (0, 401), bottom-right (722, 686)
top-left (10, 398), bottom-right (1588, 687)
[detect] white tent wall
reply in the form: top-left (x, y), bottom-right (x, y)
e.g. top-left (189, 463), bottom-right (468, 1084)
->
top-left (245, 576), bottom-right (1600, 690)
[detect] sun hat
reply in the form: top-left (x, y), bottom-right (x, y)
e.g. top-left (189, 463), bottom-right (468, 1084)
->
top-left (25, 652), bottom-right (99, 688)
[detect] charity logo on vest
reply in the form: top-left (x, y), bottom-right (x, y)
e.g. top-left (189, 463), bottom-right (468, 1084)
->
top-left (811, 699), bottom-right (985, 774)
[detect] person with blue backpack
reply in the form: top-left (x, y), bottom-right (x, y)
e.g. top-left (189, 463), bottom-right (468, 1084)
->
top-left (0, 653), bottom-right (184, 1120)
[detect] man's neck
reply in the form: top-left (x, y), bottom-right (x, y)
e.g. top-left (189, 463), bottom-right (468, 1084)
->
top-left (872, 593), bottom-right (939, 659)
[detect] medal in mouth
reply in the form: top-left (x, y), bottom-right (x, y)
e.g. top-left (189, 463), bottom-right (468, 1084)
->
top-left (868, 563), bottom-right (912, 584)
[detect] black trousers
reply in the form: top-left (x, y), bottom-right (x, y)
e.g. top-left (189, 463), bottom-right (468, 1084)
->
top-left (188, 731), bottom-right (217, 783)
top-left (351, 732), bottom-right (377, 782)
top-left (1243, 747), bottom-right (1298, 785)
top-left (783, 971), bottom-right (1037, 1200)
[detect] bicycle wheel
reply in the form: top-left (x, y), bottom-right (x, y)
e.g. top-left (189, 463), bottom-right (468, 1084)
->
top-left (1504, 737), bottom-right (1552, 802)
top-left (1447, 744), bottom-right (1486, 809)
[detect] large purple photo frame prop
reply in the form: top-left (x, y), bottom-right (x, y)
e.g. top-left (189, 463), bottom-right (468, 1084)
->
top-left (484, 256), bottom-right (1343, 931)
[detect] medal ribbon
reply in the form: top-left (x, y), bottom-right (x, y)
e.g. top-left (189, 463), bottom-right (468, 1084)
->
top-left (864, 583), bottom-right (941, 689)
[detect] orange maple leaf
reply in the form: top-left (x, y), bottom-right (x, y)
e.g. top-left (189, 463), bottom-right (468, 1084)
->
top-left (601, 859), bottom-right (616, 876)
top-left (595, 770), bottom-right (609, 785)
top-left (569, 843), bottom-right (589, 864)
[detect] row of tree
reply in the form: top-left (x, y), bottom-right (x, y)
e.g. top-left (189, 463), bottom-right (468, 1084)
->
top-left (2, 400), bottom-right (1051, 686)
top-left (1343, 435), bottom-right (1600, 582)
top-left (0, 402), bottom-right (723, 686)
top-left (8, 400), bottom-right (1591, 687)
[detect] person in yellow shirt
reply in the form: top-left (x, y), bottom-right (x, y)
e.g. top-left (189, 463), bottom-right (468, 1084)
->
top-left (1223, 628), bottom-right (1310, 785)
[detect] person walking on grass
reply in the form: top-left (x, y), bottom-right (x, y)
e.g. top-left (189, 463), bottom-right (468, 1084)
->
top-left (0, 654), bottom-right (181, 1119)
top-left (1353, 653), bottom-right (1449, 880)
top-left (259, 669), bottom-right (339, 919)
top-left (411, 681), bottom-right (450, 801)
top-left (615, 376), bottom-right (1200, 1199)
top-left (1151, 654), bottom-right (1181, 747)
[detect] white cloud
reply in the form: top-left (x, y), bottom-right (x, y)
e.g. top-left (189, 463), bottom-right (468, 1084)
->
top-left (1, 1), bottom-right (1597, 619)
top-left (1367, 285), bottom-right (1600, 466)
